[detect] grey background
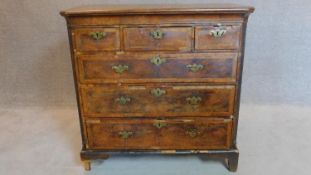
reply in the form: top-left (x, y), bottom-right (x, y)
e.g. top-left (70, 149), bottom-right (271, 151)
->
top-left (1, 0), bottom-right (311, 107)
top-left (1, 1), bottom-right (311, 175)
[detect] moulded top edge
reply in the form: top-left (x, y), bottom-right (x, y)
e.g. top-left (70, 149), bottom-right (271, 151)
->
top-left (60, 4), bottom-right (255, 17)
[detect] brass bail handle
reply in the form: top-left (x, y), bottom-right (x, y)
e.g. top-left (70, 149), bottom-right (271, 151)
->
top-left (186, 128), bottom-right (200, 138)
top-left (89, 31), bottom-right (107, 40)
top-left (187, 96), bottom-right (202, 105)
top-left (115, 96), bottom-right (131, 105)
top-left (209, 24), bottom-right (227, 38)
top-left (186, 63), bottom-right (204, 72)
top-left (119, 131), bottom-right (133, 139)
top-left (112, 64), bottom-right (129, 74)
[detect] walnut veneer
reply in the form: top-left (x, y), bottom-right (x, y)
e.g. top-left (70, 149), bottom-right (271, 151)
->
top-left (60, 4), bottom-right (254, 172)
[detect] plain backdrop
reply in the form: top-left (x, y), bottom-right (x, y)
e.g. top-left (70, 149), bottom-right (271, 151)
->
top-left (1, 1), bottom-right (311, 175)
top-left (1, 0), bottom-right (311, 107)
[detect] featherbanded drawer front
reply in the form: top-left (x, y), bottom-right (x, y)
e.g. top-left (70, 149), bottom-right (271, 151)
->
top-left (123, 27), bottom-right (192, 51)
top-left (86, 118), bottom-right (233, 150)
top-left (73, 28), bottom-right (120, 52)
top-left (195, 24), bottom-right (242, 50)
top-left (77, 53), bottom-right (238, 83)
top-left (61, 4), bottom-right (254, 172)
top-left (80, 85), bottom-right (235, 117)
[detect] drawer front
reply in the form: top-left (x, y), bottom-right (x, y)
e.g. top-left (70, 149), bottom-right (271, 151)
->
top-left (80, 85), bottom-right (235, 117)
top-left (195, 24), bottom-right (241, 50)
top-left (86, 118), bottom-right (232, 149)
top-left (78, 53), bottom-right (238, 83)
top-left (73, 28), bottom-right (120, 52)
top-left (123, 27), bottom-right (192, 51)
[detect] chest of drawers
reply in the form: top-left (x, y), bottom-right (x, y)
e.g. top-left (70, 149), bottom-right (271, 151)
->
top-left (60, 4), bottom-right (254, 172)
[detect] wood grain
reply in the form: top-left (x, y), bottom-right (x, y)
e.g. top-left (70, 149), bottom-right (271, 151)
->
top-left (80, 84), bottom-right (235, 117)
top-left (61, 4), bottom-right (254, 172)
top-left (195, 24), bottom-right (242, 50)
top-left (77, 53), bottom-right (238, 83)
top-left (123, 27), bottom-right (192, 51)
top-left (86, 117), bottom-right (233, 149)
top-left (72, 28), bottom-right (120, 52)
top-left (60, 4), bottom-right (254, 16)
top-left (67, 15), bottom-right (245, 26)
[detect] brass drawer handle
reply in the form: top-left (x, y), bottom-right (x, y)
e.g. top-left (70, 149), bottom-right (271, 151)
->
top-left (89, 31), bottom-right (106, 40)
top-left (209, 24), bottom-right (227, 38)
top-left (150, 56), bottom-right (166, 66)
top-left (119, 131), bottom-right (133, 139)
top-left (186, 128), bottom-right (200, 138)
top-left (150, 29), bottom-right (164, 39)
top-left (115, 96), bottom-right (131, 105)
top-left (186, 64), bottom-right (204, 72)
top-left (186, 96), bottom-right (202, 105)
top-left (112, 65), bottom-right (129, 74)
top-left (151, 88), bottom-right (166, 97)
top-left (153, 120), bottom-right (167, 129)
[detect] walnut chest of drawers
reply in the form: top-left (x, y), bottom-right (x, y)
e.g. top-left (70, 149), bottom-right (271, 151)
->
top-left (60, 4), bottom-right (254, 172)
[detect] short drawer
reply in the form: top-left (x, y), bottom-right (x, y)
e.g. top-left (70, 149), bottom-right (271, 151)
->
top-left (80, 85), bottom-right (235, 117)
top-left (195, 24), bottom-right (241, 50)
top-left (86, 118), bottom-right (233, 150)
top-left (78, 53), bottom-right (238, 83)
top-left (73, 28), bottom-right (120, 52)
top-left (123, 27), bottom-right (192, 51)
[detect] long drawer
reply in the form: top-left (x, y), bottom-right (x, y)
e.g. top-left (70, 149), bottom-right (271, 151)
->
top-left (86, 117), bottom-right (233, 150)
top-left (80, 84), bottom-right (235, 117)
top-left (77, 53), bottom-right (238, 83)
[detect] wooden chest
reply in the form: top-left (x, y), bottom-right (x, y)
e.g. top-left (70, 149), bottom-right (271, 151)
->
top-left (60, 4), bottom-right (254, 172)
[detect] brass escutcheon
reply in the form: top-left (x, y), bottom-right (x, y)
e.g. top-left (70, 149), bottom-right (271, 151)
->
top-left (151, 88), bottom-right (166, 97)
top-left (150, 29), bottom-right (164, 39)
top-left (150, 56), bottom-right (166, 66)
top-left (153, 120), bottom-right (167, 129)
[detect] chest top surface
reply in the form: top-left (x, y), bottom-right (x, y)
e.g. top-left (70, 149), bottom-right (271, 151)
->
top-left (60, 4), bottom-right (254, 16)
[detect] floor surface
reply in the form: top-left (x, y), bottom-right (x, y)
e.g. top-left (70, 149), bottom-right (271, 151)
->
top-left (0, 104), bottom-right (310, 175)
